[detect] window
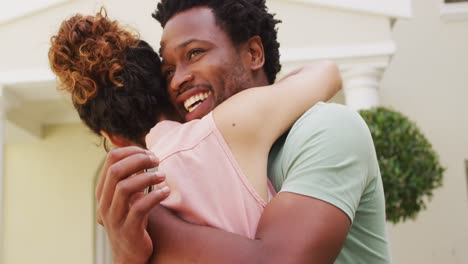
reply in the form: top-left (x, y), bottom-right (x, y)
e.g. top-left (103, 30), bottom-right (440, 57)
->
top-left (440, 0), bottom-right (468, 21)
top-left (445, 0), bottom-right (468, 3)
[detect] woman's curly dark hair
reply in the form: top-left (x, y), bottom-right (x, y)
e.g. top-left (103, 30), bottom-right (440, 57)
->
top-left (153, 0), bottom-right (282, 84)
top-left (49, 9), bottom-right (170, 146)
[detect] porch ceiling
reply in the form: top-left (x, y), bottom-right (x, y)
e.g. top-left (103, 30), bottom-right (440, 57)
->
top-left (1, 80), bottom-right (79, 144)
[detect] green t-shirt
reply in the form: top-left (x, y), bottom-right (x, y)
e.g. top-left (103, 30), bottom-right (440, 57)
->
top-left (268, 102), bottom-right (390, 263)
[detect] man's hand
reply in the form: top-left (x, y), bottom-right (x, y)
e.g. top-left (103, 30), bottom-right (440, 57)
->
top-left (95, 146), bottom-right (170, 264)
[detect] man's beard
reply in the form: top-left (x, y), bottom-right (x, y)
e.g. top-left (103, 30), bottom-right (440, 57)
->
top-left (214, 61), bottom-right (253, 107)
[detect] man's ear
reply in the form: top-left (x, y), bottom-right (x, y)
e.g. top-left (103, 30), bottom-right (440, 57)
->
top-left (100, 130), bottom-right (133, 148)
top-left (244, 36), bottom-right (265, 71)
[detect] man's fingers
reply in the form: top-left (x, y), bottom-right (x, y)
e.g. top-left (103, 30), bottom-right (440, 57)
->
top-left (109, 171), bottom-right (167, 223)
top-left (126, 186), bottom-right (171, 228)
top-left (96, 146), bottom-right (150, 202)
top-left (99, 152), bottom-right (159, 218)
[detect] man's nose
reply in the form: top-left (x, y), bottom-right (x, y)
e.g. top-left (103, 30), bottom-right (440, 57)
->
top-left (169, 67), bottom-right (194, 93)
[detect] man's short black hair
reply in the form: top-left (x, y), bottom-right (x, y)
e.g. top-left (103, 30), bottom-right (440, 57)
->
top-left (153, 0), bottom-right (282, 84)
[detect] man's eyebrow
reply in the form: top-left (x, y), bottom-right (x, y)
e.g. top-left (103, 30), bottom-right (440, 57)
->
top-left (161, 38), bottom-right (209, 57)
top-left (178, 38), bottom-right (207, 49)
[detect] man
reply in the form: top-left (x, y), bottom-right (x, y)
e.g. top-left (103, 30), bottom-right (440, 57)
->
top-left (96, 0), bottom-right (390, 263)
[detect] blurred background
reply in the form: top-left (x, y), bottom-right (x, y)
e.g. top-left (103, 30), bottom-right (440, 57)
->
top-left (0, 0), bottom-right (467, 263)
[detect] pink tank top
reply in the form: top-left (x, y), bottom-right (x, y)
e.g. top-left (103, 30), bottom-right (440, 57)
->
top-left (146, 113), bottom-right (275, 239)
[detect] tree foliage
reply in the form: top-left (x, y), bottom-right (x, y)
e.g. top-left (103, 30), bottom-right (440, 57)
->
top-left (360, 107), bottom-right (444, 224)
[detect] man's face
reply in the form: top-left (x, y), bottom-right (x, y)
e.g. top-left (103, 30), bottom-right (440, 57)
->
top-left (160, 7), bottom-right (253, 122)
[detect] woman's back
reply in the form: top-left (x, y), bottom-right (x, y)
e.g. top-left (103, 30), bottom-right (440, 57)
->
top-left (146, 113), bottom-right (274, 238)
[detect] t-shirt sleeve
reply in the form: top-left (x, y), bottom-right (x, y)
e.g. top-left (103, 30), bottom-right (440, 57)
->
top-left (279, 103), bottom-right (374, 222)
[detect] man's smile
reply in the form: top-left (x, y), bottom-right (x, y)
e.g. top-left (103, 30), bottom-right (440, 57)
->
top-left (174, 84), bottom-right (215, 121)
top-left (184, 91), bottom-right (211, 113)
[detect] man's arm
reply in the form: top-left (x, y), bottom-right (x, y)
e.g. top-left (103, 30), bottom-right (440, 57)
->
top-left (149, 192), bottom-right (350, 264)
top-left (149, 105), bottom-right (374, 264)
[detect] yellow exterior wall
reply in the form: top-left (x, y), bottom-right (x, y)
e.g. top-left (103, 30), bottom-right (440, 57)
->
top-left (3, 123), bottom-right (104, 264)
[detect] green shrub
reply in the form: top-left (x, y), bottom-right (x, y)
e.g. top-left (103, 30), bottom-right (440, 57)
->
top-left (359, 107), bottom-right (444, 224)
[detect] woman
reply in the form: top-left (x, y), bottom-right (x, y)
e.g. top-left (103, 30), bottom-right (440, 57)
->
top-left (49, 10), bottom-right (341, 239)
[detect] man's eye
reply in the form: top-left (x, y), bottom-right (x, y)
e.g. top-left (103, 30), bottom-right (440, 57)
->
top-left (188, 49), bottom-right (204, 60)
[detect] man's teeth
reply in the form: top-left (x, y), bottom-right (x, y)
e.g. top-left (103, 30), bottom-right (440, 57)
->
top-left (184, 92), bottom-right (210, 113)
top-left (187, 102), bottom-right (202, 113)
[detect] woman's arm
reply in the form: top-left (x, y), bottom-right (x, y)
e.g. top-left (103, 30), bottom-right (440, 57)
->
top-left (213, 61), bottom-right (342, 151)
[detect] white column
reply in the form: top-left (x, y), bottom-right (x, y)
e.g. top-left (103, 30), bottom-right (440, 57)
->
top-left (94, 161), bottom-right (113, 264)
top-left (95, 225), bottom-right (113, 264)
top-left (342, 67), bottom-right (384, 110)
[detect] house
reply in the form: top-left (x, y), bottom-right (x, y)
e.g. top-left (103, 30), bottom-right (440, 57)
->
top-left (1, 0), bottom-right (467, 263)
